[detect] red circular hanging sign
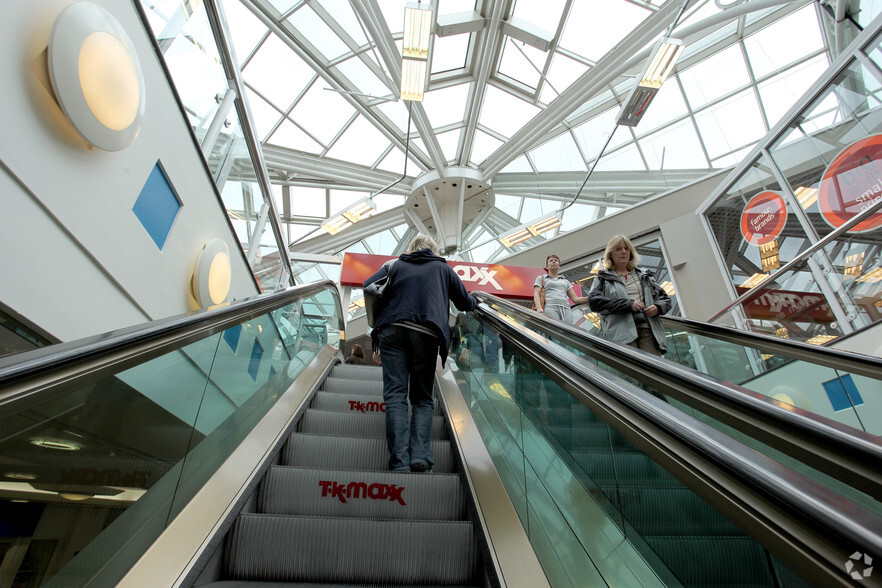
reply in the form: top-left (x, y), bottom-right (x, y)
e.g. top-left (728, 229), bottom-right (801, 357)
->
top-left (740, 191), bottom-right (788, 245)
top-left (818, 134), bottom-right (882, 233)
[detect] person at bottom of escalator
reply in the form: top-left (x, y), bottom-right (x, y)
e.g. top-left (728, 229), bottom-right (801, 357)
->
top-left (534, 254), bottom-right (587, 325)
top-left (587, 234), bottom-right (671, 356)
top-left (365, 234), bottom-right (478, 473)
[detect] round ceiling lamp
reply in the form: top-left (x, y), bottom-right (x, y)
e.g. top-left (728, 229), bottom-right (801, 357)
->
top-left (48, 2), bottom-right (145, 151)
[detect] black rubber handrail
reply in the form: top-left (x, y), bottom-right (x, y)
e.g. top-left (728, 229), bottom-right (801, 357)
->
top-left (475, 291), bottom-right (882, 500)
top-left (0, 280), bottom-right (342, 404)
top-left (474, 300), bottom-right (882, 586)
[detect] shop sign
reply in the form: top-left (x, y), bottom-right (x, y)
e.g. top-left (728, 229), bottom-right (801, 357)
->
top-left (740, 191), bottom-right (788, 245)
top-left (818, 134), bottom-right (882, 233)
top-left (341, 252), bottom-right (541, 300)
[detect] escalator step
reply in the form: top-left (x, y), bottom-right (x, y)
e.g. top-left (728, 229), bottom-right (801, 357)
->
top-left (225, 514), bottom-right (481, 585)
top-left (283, 433), bottom-right (455, 473)
top-left (260, 466), bottom-right (466, 520)
top-left (330, 364), bottom-right (384, 381)
top-left (299, 409), bottom-right (446, 439)
top-left (311, 391), bottom-right (441, 415)
top-left (321, 377), bottom-right (384, 396)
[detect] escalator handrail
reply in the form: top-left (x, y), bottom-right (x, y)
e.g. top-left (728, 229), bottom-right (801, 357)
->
top-left (475, 292), bottom-right (882, 497)
top-left (0, 279), bottom-right (342, 403)
top-left (475, 302), bottom-right (882, 583)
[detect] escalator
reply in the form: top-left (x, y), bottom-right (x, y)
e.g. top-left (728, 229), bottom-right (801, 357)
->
top-left (461, 292), bottom-right (882, 586)
top-left (0, 282), bottom-right (880, 586)
top-left (0, 282), bottom-right (543, 587)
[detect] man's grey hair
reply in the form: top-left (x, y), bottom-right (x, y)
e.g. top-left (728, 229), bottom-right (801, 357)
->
top-left (406, 234), bottom-right (439, 254)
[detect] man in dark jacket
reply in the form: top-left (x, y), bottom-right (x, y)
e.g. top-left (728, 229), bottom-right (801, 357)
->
top-left (364, 234), bottom-right (477, 472)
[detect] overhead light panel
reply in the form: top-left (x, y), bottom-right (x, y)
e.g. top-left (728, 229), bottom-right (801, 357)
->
top-left (499, 214), bottom-right (562, 248)
top-left (616, 37), bottom-right (684, 127)
top-left (321, 198), bottom-right (377, 235)
top-left (401, 2), bottom-right (433, 101)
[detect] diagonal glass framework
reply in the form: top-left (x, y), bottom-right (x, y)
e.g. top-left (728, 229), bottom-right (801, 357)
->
top-left (141, 0), bottom-right (877, 273)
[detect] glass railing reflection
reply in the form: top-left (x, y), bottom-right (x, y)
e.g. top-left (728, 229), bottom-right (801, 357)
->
top-left (451, 321), bottom-right (809, 587)
top-left (0, 286), bottom-right (341, 587)
top-left (495, 300), bottom-right (880, 437)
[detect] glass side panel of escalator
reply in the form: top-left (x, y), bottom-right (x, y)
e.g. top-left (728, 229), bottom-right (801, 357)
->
top-left (511, 301), bottom-right (881, 437)
top-left (451, 320), bottom-right (811, 587)
top-left (0, 287), bottom-right (341, 587)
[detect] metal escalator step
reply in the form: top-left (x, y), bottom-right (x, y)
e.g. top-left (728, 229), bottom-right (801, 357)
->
top-left (284, 434), bottom-right (455, 473)
top-left (311, 391), bottom-right (441, 415)
top-left (299, 409), bottom-right (446, 439)
top-left (330, 364), bottom-right (384, 381)
top-left (321, 377), bottom-right (384, 396)
top-left (259, 466), bottom-right (466, 520)
top-left (225, 514), bottom-right (481, 585)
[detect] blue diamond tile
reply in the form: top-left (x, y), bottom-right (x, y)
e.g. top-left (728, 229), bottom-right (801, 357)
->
top-left (133, 162), bottom-right (181, 250)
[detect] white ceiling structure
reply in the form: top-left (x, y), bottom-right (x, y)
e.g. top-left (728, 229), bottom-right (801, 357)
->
top-left (146, 0), bottom-right (876, 271)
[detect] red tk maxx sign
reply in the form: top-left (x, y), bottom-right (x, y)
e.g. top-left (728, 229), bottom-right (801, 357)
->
top-left (340, 252), bottom-right (543, 300)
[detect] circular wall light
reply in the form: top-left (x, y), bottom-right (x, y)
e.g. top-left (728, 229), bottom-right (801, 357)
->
top-left (48, 2), bottom-right (145, 151)
top-left (193, 239), bottom-right (232, 307)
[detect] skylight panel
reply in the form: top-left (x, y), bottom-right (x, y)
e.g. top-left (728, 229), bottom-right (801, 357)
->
top-left (470, 130), bottom-right (504, 166)
top-left (479, 86), bottom-right (541, 138)
top-left (638, 119), bottom-right (709, 170)
top-left (314, 0), bottom-right (368, 46)
top-left (560, 203), bottom-right (598, 231)
top-left (500, 155), bottom-right (534, 173)
top-left (744, 4), bottom-right (823, 80)
top-left (529, 132), bottom-right (584, 172)
top-left (498, 40), bottom-right (543, 90)
top-left (244, 87), bottom-right (287, 142)
top-left (572, 108), bottom-right (628, 158)
top-left (243, 34), bottom-right (315, 108)
top-left (268, 119), bottom-right (324, 153)
top-left (678, 44), bottom-right (750, 109)
top-left (289, 186), bottom-right (328, 217)
top-left (559, 0), bottom-right (650, 62)
top-left (694, 89), bottom-right (766, 160)
top-left (594, 143), bottom-right (646, 172)
top-left (288, 5), bottom-right (350, 61)
top-left (335, 56), bottom-right (393, 99)
top-left (422, 84), bottom-right (470, 128)
top-left (436, 129), bottom-right (462, 163)
top-left (432, 33), bottom-right (470, 73)
top-left (541, 53), bottom-right (588, 103)
top-left (757, 55), bottom-right (828, 129)
top-left (290, 83), bottom-right (356, 145)
top-left (326, 115), bottom-right (391, 166)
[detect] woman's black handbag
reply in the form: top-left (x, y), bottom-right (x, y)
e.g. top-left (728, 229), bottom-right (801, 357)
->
top-left (364, 260), bottom-right (395, 327)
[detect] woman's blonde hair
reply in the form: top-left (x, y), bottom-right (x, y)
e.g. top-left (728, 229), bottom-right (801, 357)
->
top-left (406, 234), bottom-right (439, 254)
top-left (601, 234), bottom-right (640, 271)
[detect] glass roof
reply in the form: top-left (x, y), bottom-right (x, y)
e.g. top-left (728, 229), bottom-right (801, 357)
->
top-left (146, 0), bottom-right (879, 265)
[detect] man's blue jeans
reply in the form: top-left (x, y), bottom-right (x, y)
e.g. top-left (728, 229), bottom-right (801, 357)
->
top-left (378, 325), bottom-right (439, 471)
